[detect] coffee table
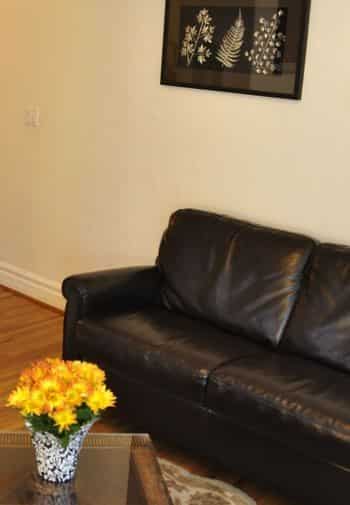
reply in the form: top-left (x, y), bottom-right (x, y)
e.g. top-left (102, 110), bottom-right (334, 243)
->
top-left (0, 431), bottom-right (172, 504)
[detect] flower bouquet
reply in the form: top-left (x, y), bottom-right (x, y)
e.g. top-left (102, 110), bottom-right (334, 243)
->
top-left (7, 358), bottom-right (116, 483)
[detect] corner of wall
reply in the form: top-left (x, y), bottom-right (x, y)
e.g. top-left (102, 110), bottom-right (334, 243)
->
top-left (0, 261), bottom-right (65, 310)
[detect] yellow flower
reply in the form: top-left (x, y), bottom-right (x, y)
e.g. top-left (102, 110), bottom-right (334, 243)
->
top-left (7, 359), bottom-right (116, 424)
top-left (52, 409), bottom-right (77, 432)
top-left (46, 392), bottom-right (65, 413)
top-left (18, 374), bottom-right (32, 388)
top-left (21, 389), bottom-right (46, 416)
top-left (78, 362), bottom-right (105, 386)
top-left (39, 378), bottom-right (61, 393)
top-left (7, 387), bottom-right (30, 409)
top-left (86, 387), bottom-right (116, 415)
top-left (65, 387), bottom-right (84, 408)
top-left (31, 366), bottom-right (46, 383)
top-left (54, 363), bottom-right (72, 382)
top-left (71, 381), bottom-right (88, 398)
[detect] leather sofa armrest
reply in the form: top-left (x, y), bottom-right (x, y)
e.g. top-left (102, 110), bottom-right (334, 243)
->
top-left (62, 266), bottom-right (161, 360)
top-left (62, 266), bottom-right (161, 314)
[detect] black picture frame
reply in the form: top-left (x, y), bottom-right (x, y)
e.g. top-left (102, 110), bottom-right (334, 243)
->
top-left (161, 0), bottom-right (311, 99)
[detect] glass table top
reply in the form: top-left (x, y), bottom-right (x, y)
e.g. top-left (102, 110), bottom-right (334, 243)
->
top-left (0, 432), bottom-right (171, 505)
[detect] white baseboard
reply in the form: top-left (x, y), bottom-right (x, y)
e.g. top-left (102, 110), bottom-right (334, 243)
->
top-left (0, 261), bottom-right (65, 310)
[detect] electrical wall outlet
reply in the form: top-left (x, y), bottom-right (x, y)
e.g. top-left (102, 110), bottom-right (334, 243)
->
top-left (24, 107), bottom-right (40, 127)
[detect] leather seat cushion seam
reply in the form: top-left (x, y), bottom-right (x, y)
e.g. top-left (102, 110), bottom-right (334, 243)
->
top-left (210, 374), bottom-right (350, 442)
top-left (92, 359), bottom-right (350, 474)
top-left (204, 350), bottom-right (267, 399)
top-left (91, 358), bottom-right (210, 414)
top-left (206, 408), bottom-right (350, 474)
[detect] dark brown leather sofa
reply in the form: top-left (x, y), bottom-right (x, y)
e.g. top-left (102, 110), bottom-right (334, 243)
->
top-left (62, 209), bottom-right (350, 505)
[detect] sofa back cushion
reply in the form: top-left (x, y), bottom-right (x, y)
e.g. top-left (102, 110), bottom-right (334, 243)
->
top-left (282, 243), bottom-right (350, 373)
top-left (157, 209), bottom-right (315, 347)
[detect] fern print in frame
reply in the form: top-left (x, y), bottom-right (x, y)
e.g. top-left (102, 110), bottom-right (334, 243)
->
top-left (161, 0), bottom-right (311, 99)
top-left (180, 8), bottom-right (215, 66)
top-left (245, 10), bottom-right (287, 75)
top-left (216, 9), bottom-right (245, 70)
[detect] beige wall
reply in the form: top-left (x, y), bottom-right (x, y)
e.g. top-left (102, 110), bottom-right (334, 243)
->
top-left (1, 1), bottom-right (350, 304)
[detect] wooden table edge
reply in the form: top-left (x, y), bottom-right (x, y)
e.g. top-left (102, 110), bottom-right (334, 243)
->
top-left (131, 435), bottom-right (173, 505)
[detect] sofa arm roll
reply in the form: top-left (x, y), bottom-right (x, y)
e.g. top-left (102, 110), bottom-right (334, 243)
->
top-left (62, 266), bottom-right (161, 315)
top-left (62, 266), bottom-right (162, 360)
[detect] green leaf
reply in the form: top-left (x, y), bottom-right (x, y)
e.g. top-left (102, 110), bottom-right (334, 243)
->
top-left (26, 404), bottom-right (97, 448)
top-left (26, 414), bottom-right (59, 437)
top-left (59, 431), bottom-right (70, 448)
top-left (76, 404), bottom-right (94, 424)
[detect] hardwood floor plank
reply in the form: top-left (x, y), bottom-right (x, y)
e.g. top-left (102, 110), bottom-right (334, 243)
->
top-left (0, 287), bottom-right (295, 505)
top-left (0, 297), bottom-right (58, 334)
top-left (0, 290), bottom-right (12, 300)
top-left (0, 318), bottom-right (62, 351)
top-left (0, 285), bottom-right (64, 314)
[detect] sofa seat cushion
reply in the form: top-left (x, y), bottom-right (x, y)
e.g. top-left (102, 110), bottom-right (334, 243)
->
top-left (206, 352), bottom-right (350, 468)
top-left (157, 209), bottom-right (315, 347)
top-left (76, 306), bottom-right (266, 403)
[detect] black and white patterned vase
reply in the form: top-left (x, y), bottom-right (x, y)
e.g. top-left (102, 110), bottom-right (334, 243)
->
top-left (26, 420), bottom-right (96, 484)
top-left (31, 474), bottom-right (78, 505)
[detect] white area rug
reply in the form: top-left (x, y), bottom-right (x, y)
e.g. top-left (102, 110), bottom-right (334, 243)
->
top-left (159, 459), bottom-right (256, 505)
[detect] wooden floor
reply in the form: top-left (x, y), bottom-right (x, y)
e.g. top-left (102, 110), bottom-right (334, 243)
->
top-left (0, 285), bottom-right (297, 505)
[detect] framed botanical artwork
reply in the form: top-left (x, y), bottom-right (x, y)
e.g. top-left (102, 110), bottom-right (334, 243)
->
top-left (161, 0), bottom-right (311, 99)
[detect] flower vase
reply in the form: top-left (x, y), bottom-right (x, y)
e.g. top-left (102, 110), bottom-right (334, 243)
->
top-left (26, 420), bottom-right (95, 484)
top-left (32, 476), bottom-right (78, 505)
